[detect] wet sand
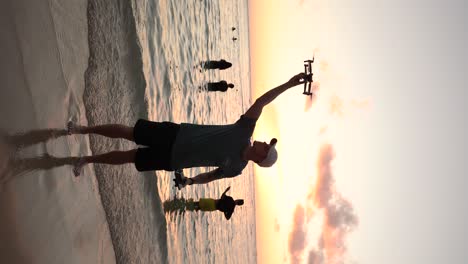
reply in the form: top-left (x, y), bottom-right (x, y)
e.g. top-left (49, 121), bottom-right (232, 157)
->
top-left (0, 0), bottom-right (115, 263)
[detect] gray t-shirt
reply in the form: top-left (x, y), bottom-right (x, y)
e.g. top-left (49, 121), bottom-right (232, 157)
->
top-left (171, 115), bottom-right (257, 177)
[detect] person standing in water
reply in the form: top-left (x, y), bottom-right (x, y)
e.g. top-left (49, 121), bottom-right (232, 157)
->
top-left (202, 80), bottom-right (235, 92)
top-left (66, 73), bottom-right (308, 189)
top-left (192, 186), bottom-right (243, 220)
top-left (202, 59), bottom-right (232, 70)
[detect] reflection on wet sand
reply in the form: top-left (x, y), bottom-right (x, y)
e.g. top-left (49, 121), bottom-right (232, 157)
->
top-left (0, 128), bottom-right (74, 183)
top-left (3, 128), bottom-right (68, 149)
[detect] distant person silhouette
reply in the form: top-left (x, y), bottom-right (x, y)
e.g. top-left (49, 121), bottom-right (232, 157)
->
top-left (232, 27), bottom-right (236, 31)
top-left (202, 59), bottom-right (232, 70)
top-left (232, 37), bottom-right (237, 41)
top-left (193, 186), bottom-right (243, 220)
top-left (202, 81), bottom-right (234, 92)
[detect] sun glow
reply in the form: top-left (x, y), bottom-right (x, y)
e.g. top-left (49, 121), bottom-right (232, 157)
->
top-left (252, 80), bottom-right (351, 263)
top-left (249, 0), bottom-right (365, 263)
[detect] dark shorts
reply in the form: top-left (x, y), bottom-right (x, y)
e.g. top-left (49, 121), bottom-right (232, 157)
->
top-left (133, 119), bottom-right (180, 171)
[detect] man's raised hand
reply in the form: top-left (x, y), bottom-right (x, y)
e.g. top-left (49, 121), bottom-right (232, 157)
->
top-left (287, 72), bottom-right (307, 88)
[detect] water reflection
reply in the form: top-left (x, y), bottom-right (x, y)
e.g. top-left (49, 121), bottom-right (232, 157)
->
top-left (163, 197), bottom-right (196, 214)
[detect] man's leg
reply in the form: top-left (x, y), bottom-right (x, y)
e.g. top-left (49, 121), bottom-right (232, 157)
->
top-left (68, 122), bottom-right (134, 141)
top-left (81, 149), bottom-right (137, 164)
top-left (73, 149), bottom-right (137, 176)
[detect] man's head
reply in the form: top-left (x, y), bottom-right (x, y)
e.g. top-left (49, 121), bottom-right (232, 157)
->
top-left (228, 83), bottom-right (235, 89)
top-left (235, 199), bottom-right (244, 206)
top-left (251, 138), bottom-right (278, 167)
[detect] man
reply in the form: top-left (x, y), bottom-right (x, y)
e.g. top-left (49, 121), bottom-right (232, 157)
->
top-left (203, 81), bottom-right (235, 92)
top-left (67, 72), bottom-right (307, 187)
top-left (192, 186), bottom-right (243, 220)
top-left (202, 59), bottom-right (232, 70)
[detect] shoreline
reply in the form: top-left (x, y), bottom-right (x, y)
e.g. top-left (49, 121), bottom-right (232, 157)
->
top-left (0, 0), bottom-right (116, 263)
top-left (83, 0), bottom-right (168, 262)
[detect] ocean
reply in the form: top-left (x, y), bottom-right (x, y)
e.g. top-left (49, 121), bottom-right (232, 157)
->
top-left (83, 0), bottom-right (256, 263)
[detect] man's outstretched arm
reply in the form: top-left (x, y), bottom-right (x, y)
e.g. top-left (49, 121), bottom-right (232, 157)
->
top-left (188, 168), bottom-right (224, 185)
top-left (244, 73), bottom-right (307, 120)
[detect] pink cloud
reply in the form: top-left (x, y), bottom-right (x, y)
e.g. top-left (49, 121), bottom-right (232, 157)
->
top-left (307, 249), bottom-right (324, 264)
top-left (304, 82), bottom-right (320, 112)
top-left (288, 144), bottom-right (358, 264)
top-left (288, 205), bottom-right (306, 264)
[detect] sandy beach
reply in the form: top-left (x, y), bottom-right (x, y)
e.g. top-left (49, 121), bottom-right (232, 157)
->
top-left (0, 0), bottom-right (115, 263)
top-left (0, 0), bottom-right (256, 262)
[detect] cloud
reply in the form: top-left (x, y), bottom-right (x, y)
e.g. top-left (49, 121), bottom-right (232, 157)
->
top-left (287, 144), bottom-right (358, 264)
top-left (326, 198), bottom-right (358, 231)
top-left (314, 144), bottom-right (358, 263)
top-left (329, 95), bottom-right (344, 117)
top-left (308, 144), bottom-right (334, 206)
top-left (307, 249), bottom-right (324, 264)
top-left (304, 82), bottom-right (321, 112)
top-left (288, 205), bottom-right (306, 264)
top-left (319, 61), bottom-right (329, 72)
top-left (318, 126), bottom-right (328, 136)
top-left (329, 96), bottom-right (372, 118)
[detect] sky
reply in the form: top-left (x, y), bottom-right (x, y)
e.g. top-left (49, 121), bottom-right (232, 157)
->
top-left (248, 0), bottom-right (468, 264)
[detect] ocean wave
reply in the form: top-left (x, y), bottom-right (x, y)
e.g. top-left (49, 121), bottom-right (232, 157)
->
top-left (83, 0), bottom-right (167, 263)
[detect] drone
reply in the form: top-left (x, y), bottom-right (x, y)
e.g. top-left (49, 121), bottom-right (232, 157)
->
top-left (302, 57), bottom-right (314, 96)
